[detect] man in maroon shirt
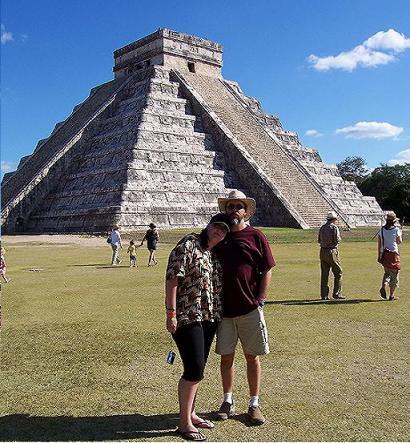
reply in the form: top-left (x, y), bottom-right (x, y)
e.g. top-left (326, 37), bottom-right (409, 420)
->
top-left (215, 190), bottom-right (275, 426)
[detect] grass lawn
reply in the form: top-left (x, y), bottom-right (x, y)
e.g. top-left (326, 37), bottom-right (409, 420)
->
top-left (0, 229), bottom-right (409, 441)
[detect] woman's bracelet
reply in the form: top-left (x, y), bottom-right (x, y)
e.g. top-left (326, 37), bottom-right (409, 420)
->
top-left (166, 307), bottom-right (176, 312)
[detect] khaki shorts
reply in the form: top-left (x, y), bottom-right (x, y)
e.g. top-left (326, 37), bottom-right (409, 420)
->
top-left (383, 267), bottom-right (400, 288)
top-left (216, 306), bottom-right (269, 356)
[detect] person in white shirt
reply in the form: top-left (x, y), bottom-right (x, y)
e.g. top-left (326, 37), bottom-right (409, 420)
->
top-left (378, 212), bottom-right (402, 300)
top-left (109, 226), bottom-right (123, 265)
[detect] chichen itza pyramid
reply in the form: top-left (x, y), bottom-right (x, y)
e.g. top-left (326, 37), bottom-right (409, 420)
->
top-left (1, 29), bottom-right (383, 233)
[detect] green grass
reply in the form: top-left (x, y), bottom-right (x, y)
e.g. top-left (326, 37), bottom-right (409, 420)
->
top-left (123, 226), bottom-right (408, 245)
top-left (0, 231), bottom-right (409, 441)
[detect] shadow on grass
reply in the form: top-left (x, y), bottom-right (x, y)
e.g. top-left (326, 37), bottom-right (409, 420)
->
top-left (0, 413), bottom-right (179, 441)
top-left (265, 298), bottom-right (384, 306)
top-left (71, 263), bottom-right (110, 267)
top-left (70, 264), bottom-right (132, 269)
top-left (230, 413), bottom-right (255, 427)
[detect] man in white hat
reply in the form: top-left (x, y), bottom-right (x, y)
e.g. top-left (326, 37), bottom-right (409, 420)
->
top-left (214, 190), bottom-right (275, 426)
top-left (318, 211), bottom-right (344, 300)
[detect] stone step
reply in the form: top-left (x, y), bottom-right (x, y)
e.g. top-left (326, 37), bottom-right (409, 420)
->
top-left (30, 201), bottom-right (221, 218)
top-left (138, 120), bottom-right (199, 135)
top-left (116, 93), bottom-right (190, 115)
top-left (137, 128), bottom-right (207, 142)
top-left (123, 190), bottom-right (224, 204)
top-left (126, 162), bottom-right (223, 175)
top-left (126, 180), bottom-right (226, 193)
top-left (141, 111), bottom-right (197, 129)
top-left (148, 80), bottom-right (179, 98)
top-left (132, 146), bottom-right (215, 158)
top-left (129, 157), bottom-right (215, 170)
top-left (81, 144), bottom-right (216, 160)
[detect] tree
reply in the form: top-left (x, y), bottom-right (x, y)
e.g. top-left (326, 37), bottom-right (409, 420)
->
top-left (336, 156), bottom-right (369, 184)
top-left (359, 163), bottom-right (410, 220)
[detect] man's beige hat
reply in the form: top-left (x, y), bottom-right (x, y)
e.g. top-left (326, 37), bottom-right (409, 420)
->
top-left (386, 211), bottom-right (399, 222)
top-left (218, 190), bottom-right (256, 221)
top-left (326, 211), bottom-right (338, 220)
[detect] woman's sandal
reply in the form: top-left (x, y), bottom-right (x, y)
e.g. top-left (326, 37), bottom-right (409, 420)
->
top-left (176, 428), bottom-right (207, 441)
top-left (192, 419), bottom-right (215, 429)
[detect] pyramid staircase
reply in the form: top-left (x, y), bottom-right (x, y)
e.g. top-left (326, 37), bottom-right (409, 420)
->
top-left (174, 71), bottom-right (338, 228)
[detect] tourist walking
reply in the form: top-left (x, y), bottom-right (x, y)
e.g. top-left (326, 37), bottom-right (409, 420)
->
top-left (140, 223), bottom-right (159, 266)
top-left (165, 213), bottom-right (231, 441)
top-left (215, 190), bottom-right (275, 426)
top-left (108, 226), bottom-right (122, 265)
top-left (378, 211), bottom-right (402, 301)
top-left (318, 211), bottom-right (345, 300)
top-left (127, 240), bottom-right (137, 268)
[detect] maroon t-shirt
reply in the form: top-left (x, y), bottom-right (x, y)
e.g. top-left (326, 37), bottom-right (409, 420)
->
top-left (216, 226), bottom-right (275, 317)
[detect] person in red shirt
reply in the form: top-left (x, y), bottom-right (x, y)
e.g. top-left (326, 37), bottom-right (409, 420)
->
top-left (214, 190), bottom-right (275, 426)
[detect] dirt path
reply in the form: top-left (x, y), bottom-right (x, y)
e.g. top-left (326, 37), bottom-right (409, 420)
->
top-left (1, 234), bottom-right (107, 247)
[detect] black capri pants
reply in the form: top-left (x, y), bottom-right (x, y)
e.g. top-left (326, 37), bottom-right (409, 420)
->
top-left (172, 321), bottom-right (217, 382)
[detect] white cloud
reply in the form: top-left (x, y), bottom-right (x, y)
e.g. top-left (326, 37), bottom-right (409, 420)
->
top-left (387, 149), bottom-right (410, 165)
top-left (308, 29), bottom-right (410, 71)
top-left (336, 121), bottom-right (404, 139)
top-left (365, 29), bottom-right (410, 53)
top-left (305, 129), bottom-right (323, 137)
top-left (1, 161), bottom-right (16, 173)
top-left (308, 46), bottom-right (395, 72)
top-left (1, 24), bottom-right (13, 45)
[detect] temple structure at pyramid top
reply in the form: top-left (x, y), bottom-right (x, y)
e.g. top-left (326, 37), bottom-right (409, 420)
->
top-left (113, 28), bottom-right (223, 78)
top-left (1, 29), bottom-right (383, 233)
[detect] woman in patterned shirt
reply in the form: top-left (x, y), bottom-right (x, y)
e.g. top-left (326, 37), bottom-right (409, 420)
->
top-left (165, 213), bottom-right (231, 441)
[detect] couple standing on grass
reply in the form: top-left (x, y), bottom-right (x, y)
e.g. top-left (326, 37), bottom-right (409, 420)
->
top-left (165, 190), bottom-right (275, 441)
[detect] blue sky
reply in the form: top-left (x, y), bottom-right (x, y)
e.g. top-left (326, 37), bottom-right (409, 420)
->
top-left (2, 0), bottom-right (410, 179)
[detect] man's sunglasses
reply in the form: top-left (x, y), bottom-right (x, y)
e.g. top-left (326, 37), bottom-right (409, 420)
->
top-left (226, 203), bottom-right (246, 211)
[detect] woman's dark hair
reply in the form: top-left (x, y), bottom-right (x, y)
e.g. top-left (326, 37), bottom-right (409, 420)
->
top-left (198, 226), bottom-right (230, 250)
top-left (199, 228), bottom-right (209, 249)
top-left (130, 240), bottom-right (134, 245)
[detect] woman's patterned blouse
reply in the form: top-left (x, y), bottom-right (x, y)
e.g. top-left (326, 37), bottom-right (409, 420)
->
top-left (166, 234), bottom-right (223, 327)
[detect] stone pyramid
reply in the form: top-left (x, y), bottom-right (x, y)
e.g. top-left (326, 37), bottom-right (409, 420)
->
top-left (1, 29), bottom-right (383, 233)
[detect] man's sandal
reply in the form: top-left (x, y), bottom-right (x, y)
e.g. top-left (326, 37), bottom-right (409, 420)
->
top-left (176, 428), bottom-right (207, 441)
